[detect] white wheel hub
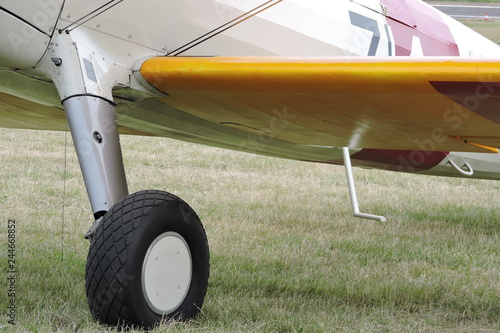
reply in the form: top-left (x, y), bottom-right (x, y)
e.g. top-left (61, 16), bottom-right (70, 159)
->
top-left (142, 232), bottom-right (192, 315)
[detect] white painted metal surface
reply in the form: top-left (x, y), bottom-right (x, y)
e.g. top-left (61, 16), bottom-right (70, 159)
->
top-left (342, 148), bottom-right (387, 222)
top-left (142, 232), bottom-right (192, 315)
top-left (0, 0), bottom-right (63, 35)
top-left (0, 0), bottom-right (63, 69)
top-left (0, 12), bottom-right (50, 69)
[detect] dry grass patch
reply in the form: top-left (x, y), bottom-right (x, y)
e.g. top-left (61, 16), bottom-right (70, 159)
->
top-left (0, 128), bottom-right (499, 332)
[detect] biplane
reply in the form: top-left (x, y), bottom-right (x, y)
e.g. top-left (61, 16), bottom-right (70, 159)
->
top-left (1, 0), bottom-right (500, 328)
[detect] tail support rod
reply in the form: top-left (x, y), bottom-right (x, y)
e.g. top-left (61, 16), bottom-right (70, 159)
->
top-left (342, 147), bottom-right (386, 222)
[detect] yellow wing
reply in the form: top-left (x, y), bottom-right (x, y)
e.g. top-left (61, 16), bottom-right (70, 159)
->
top-left (3, 56), bottom-right (500, 159)
top-left (139, 56), bottom-right (500, 153)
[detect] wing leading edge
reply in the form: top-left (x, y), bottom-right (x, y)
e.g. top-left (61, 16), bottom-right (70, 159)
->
top-left (138, 56), bottom-right (500, 154)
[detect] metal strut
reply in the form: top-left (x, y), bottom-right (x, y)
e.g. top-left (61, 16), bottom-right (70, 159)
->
top-left (342, 147), bottom-right (386, 222)
top-left (63, 95), bottom-right (129, 220)
top-left (447, 158), bottom-right (474, 177)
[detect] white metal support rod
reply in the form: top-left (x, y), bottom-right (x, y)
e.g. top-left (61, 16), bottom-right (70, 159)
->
top-left (447, 159), bottom-right (474, 177)
top-left (342, 147), bottom-right (386, 222)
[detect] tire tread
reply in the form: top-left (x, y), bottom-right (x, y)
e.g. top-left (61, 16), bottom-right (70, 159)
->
top-left (85, 190), bottom-right (209, 328)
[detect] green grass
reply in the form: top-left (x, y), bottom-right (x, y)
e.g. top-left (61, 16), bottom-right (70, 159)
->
top-left (459, 20), bottom-right (500, 42)
top-left (0, 128), bottom-right (499, 332)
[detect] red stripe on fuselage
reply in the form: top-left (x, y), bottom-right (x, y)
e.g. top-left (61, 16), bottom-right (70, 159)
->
top-left (380, 0), bottom-right (459, 56)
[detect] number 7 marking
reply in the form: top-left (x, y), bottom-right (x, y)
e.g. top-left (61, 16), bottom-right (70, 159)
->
top-left (349, 11), bottom-right (392, 56)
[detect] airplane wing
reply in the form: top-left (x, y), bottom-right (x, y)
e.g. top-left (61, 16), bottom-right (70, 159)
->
top-left (2, 56), bottom-right (500, 157)
top-left (136, 56), bottom-right (500, 154)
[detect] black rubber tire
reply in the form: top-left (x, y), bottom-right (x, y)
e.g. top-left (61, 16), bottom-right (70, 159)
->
top-left (85, 190), bottom-right (210, 329)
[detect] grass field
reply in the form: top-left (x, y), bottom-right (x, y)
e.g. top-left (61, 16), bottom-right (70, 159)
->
top-left (459, 20), bottom-right (500, 42)
top-left (1, 129), bottom-right (499, 332)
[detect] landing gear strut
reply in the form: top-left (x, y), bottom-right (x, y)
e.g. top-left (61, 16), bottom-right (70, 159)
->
top-left (63, 95), bottom-right (209, 329)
